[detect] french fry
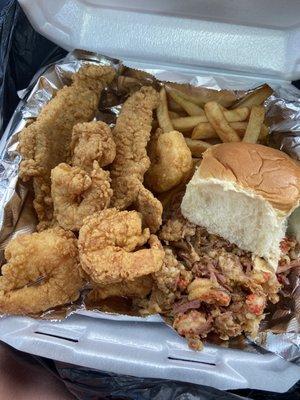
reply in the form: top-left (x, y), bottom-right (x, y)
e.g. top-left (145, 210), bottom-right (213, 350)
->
top-left (166, 83), bottom-right (238, 107)
top-left (157, 87), bottom-right (173, 132)
top-left (168, 111), bottom-right (181, 119)
top-left (243, 106), bottom-right (266, 143)
top-left (166, 88), bottom-right (205, 116)
top-left (192, 121), bottom-right (268, 141)
top-left (192, 121), bottom-right (247, 140)
top-left (185, 138), bottom-right (212, 157)
top-left (192, 122), bottom-right (217, 139)
top-left (168, 89), bottom-right (203, 106)
top-left (172, 116), bottom-right (206, 132)
top-left (231, 84), bottom-right (273, 109)
top-left (204, 102), bottom-right (241, 142)
top-left (173, 107), bottom-right (249, 133)
top-left (224, 107), bottom-right (250, 122)
top-left (259, 123), bottom-right (269, 143)
top-left (231, 122), bottom-right (251, 132)
top-left (168, 97), bottom-right (185, 113)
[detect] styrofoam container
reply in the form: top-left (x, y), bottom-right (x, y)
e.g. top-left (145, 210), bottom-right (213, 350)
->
top-left (0, 0), bottom-right (299, 392)
top-left (0, 312), bottom-right (299, 392)
top-left (18, 0), bottom-right (300, 83)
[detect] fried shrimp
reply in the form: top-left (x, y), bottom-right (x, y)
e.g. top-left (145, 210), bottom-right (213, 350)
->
top-left (78, 208), bottom-right (164, 285)
top-left (86, 275), bottom-right (153, 302)
top-left (71, 121), bottom-right (116, 171)
top-left (145, 129), bottom-right (193, 193)
top-left (51, 161), bottom-right (112, 231)
top-left (0, 228), bottom-right (83, 315)
top-left (110, 86), bottom-right (160, 210)
top-left (18, 65), bottom-right (115, 228)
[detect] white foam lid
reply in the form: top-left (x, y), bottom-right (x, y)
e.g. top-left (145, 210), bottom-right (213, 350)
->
top-left (19, 0), bottom-right (300, 81)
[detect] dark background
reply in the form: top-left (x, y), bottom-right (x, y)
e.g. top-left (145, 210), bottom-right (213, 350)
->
top-left (0, 1), bottom-right (299, 399)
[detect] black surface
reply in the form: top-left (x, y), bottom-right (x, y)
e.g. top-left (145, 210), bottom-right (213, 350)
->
top-left (0, 0), bottom-right (66, 136)
top-left (2, 343), bottom-right (300, 400)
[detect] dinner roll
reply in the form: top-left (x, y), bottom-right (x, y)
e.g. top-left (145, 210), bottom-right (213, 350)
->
top-left (181, 142), bottom-right (300, 269)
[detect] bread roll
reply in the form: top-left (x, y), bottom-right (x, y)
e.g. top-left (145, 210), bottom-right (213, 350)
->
top-left (181, 142), bottom-right (300, 269)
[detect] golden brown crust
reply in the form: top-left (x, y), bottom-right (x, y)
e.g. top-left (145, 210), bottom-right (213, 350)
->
top-left (198, 142), bottom-right (300, 213)
top-left (78, 208), bottom-right (164, 285)
top-left (135, 183), bottom-right (163, 234)
top-left (71, 121), bottom-right (116, 171)
top-left (18, 65), bottom-right (115, 227)
top-left (87, 276), bottom-right (153, 302)
top-left (0, 228), bottom-right (83, 314)
top-left (145, 130), bottom-right (193, 193)
top-left (51, 161), bottom-right (112, 231)
top-left (110, 86), bottom-right (159, 210)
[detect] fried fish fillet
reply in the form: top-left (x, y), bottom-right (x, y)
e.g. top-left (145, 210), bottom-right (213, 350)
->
top-left (109, 86), bottom-right (163, 232)
top-left (19, 65), bottom-right (115, 229)
top-left (110, 86), bottom-right (159, 210)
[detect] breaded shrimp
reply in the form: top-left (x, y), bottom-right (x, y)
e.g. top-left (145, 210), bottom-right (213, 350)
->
top-left (71, 120), bottom-right (116, 171)
top-left (86, 275), bottom-right (153, 302)
top-left (145, 129), bottom-right (193, 193)
top-left (0, 228), bottom-right (83, 315)
top-left (51, 161), bottom-right (112, 231)
top-left (78, 208), bottom-right (164, 285)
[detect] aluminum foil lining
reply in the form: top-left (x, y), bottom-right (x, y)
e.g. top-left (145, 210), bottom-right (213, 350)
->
top-left (0, 49), bottom-right (299, 365)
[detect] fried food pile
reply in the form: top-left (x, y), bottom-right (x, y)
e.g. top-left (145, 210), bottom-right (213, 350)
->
top-left (19, 65), bottom-right (116, 230)
top-left (3, 65), bottom-right (167, 317)
top-left (1, 64), bottom-right (299, 350)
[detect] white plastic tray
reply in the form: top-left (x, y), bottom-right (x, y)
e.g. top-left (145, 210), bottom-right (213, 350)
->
top-left (0, 312), bottom-right (299, 392)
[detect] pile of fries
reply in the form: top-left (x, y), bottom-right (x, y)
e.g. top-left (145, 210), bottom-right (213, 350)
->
top-left (155, 83), bottom-right (272, 156)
